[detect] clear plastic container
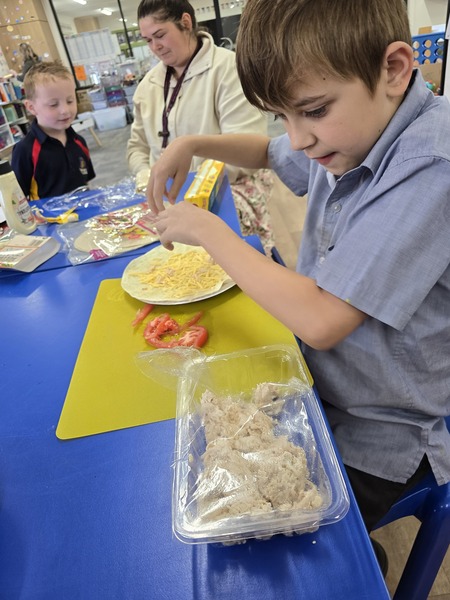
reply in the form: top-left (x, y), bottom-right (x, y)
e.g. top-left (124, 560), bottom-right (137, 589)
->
top-left (172, 344), bottom-right (350, 545)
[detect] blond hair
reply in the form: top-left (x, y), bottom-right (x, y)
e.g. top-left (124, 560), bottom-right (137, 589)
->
top-left (236, 0), bottom-right (412, 111)
top-left (24, 61), bottom-right (74, 100)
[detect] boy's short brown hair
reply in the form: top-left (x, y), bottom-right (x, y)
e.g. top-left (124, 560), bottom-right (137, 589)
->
top-left (236, 0), bottom-right (412, 111)
top-left (23, 61), bottom-right (74, 100)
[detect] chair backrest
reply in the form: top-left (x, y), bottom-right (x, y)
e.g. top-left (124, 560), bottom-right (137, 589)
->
top-left (373, 415), bottom-right (450, 600)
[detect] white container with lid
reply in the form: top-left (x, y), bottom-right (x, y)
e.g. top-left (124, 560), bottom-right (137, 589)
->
top-left (0, 159), bottom-right (37, 234)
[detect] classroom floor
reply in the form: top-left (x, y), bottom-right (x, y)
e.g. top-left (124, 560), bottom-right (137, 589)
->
top-left (88, 120), bottom-right (450, 600)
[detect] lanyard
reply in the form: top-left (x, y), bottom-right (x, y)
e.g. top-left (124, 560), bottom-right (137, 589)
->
top-left (159, 41), bottom-right (201, 149)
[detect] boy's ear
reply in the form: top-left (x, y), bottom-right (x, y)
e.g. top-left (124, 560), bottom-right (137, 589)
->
top-left (384, 41), bottom-right (414, 97)
top-left (24, 98), bottom-right (37, 116)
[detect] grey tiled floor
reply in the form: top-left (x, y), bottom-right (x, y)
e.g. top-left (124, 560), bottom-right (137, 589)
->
top-left (85, 124), bottom-right (133, 189)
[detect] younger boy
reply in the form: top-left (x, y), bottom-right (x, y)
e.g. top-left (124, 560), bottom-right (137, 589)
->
top-left (12, 61), bottom-right (95, 200)
top-left (146, 0), bottom-right (450, 545)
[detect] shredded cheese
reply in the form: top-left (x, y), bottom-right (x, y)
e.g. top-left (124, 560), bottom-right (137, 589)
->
top-left (132, 248), bottom-right (230, 299)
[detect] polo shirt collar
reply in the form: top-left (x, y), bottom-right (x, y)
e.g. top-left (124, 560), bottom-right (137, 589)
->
top-left (30, 119), bottom-right (76, 143)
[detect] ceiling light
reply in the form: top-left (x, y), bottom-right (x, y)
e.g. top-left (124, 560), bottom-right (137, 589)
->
top-left (72, 0), bottom-right (87, 5)
top-left (99, 8), bottom-right (113, 16)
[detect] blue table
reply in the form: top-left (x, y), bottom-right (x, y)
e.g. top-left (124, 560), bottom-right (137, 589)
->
top-left (0, 174), bottom-right (261, 278)
top-left (0, 182), bottom-right (390, 599)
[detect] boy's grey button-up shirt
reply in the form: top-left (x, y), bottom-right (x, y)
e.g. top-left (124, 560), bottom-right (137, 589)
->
top-left (268, 70), bottom-right (450, 484)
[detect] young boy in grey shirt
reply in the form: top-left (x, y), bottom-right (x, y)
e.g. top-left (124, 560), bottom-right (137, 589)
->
top-left (146, 0), bottom-right (450, 552)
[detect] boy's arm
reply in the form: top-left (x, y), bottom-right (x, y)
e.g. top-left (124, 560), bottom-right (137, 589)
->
top-left (155, 202), bottom-right (366, 349)
top-left (147, 134), bottom-right (271, 213)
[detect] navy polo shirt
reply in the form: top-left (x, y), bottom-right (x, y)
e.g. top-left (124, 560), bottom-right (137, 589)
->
top-left (11, 120), bottom-right (96, 200)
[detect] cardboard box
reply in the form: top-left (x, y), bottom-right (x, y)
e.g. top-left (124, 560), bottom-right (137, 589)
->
top-left (76, 89), bottom-right (92, 113)
top-left (184, 160), bottom-right (225, 210)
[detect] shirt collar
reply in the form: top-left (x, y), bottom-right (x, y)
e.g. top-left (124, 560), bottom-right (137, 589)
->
top-left (31, 119), bottom-right (75, 142)
top-left (326, 170), bottom-right (337, 190)
top-left (360, 69), bottom-right (431, 174)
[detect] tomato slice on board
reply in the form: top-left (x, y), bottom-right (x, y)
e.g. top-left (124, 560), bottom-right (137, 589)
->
top-left (177, 325), bottom-right (208, 348)
top-left (178, 311), bottom-right (203, 330)
top-left (141, 311), bottom-right (208, 349)
top-left (131, 303), bottom-right (154, 327)
top-left (143, 313), bottom-right (179, 341)
top-left (144, 334), bottom-right (180, 349)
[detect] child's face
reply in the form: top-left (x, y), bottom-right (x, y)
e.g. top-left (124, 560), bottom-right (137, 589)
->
top-left (272, 72), bottom-right (401, 177)
top-left (26, 77), bottom-right (77, 135)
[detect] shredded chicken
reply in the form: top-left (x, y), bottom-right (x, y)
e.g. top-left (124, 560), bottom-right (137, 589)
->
top-left (193, 383), bottom-right (324, 523)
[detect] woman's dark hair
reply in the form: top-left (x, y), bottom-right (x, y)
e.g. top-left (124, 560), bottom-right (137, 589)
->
top-left (19, 43), bottom-right (39, 62)
top-left (137, 0), bottom-right (198, 32)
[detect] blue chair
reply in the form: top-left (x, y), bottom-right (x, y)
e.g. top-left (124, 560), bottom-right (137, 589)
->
top-left (373, 417), bottom-right (450, 600)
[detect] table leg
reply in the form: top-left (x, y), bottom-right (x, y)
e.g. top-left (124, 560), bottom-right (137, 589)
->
top-left (89, 127), bottom-right (102, 147)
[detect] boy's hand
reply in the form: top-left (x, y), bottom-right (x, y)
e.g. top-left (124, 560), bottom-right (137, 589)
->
top-left (146, 138), bottom-right (194, 214)
top-left (155, 201), bottom-right (218, 250)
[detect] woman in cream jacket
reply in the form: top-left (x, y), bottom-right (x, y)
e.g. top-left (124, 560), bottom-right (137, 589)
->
top-left (127, 0), bottom-right (273, 251)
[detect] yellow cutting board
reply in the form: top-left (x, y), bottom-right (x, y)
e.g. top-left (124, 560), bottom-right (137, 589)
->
top-left (56, 279), bottom-right (309, 439)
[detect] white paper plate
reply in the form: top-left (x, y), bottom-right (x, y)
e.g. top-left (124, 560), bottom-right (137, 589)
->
top-left (121, 243), bottom-right (235, 305)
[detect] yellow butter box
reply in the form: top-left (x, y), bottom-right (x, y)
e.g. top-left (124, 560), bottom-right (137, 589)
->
top-left (184, 160), bottom-right (225, 210)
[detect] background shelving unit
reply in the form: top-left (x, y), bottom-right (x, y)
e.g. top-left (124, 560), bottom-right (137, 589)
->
top-left (0, 105), bottom-right (14, 151)
top-left (0, 78), bottom-right (29, 151)
top-left (0, 101), bottom-right (29, 151)
top-left (2, 101), bottom-right (28, 140)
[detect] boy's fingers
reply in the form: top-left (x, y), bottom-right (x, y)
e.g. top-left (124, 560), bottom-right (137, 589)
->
top-left (166, 171), bottom-right (186, 203)
top-left (146, 174), bottom-right (165, 213)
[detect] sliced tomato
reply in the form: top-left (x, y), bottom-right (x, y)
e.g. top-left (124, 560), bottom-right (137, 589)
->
top-left (131, 303), bottom-right (154, 327)
top-left (144, 334), bottom-right (179, 349)
top-left (177, 325), bottom-right (208, 348)
top-left (179, 311), bottom-right (203, 330)
top-left (143, 312), bottom-right (208, 349)
top-left (143, 313), bottom-right (179, 344)
top-left (153, 313), bottom-right (179, 336)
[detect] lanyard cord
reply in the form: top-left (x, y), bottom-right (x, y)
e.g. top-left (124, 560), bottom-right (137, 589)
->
top-left (159, 40), bottom-right (202, 149)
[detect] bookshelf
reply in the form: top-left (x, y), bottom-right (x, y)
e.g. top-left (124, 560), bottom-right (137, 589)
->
top-left (0, 79), bottom-right (29, 151)
top-left (0, 106), bottom-right (14, 151)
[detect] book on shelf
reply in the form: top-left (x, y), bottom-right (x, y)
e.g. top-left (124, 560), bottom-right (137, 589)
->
top-left (4, 104), bottom-right (17, 123)
top-left (0, 233), bottom-right (60, 272)
top-left (0, 81), bottom-right (16, 103)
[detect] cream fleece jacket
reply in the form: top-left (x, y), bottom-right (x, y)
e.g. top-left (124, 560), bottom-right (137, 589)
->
top-left (126, 32), bottom-right (267, 189)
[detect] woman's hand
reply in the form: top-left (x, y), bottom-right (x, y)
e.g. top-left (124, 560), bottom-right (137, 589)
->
top-left (146, 137), bottom-right (195, 213)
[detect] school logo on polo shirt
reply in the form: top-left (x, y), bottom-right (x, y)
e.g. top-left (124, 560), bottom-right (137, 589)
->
top-left (79, 157), bottom-right (88, 176)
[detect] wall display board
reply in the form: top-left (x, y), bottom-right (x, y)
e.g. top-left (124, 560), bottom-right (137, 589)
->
top-left (64, 28), bottom-right (121, 65)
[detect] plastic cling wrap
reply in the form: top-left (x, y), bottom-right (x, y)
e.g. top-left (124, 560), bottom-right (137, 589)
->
top-left (33, 178), bottom-right (142, 222)
top-left (55, 202), bottom-right (159, 265)
top-left (171, 344), bottom-right (350, 545)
